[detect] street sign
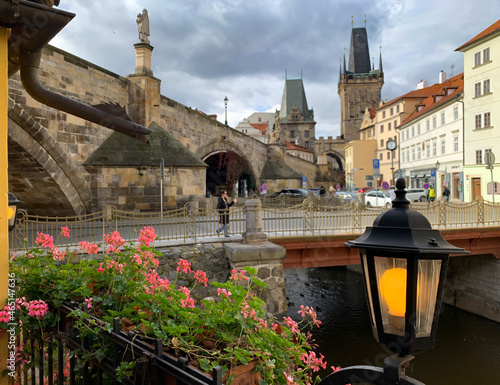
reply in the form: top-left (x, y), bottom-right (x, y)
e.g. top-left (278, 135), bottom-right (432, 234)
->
top-left (302, 176), bottom-right (306, 189)
top-left (423, 183), bottom-right (430, 189)
top-left (373, 159), bottom-right (380, 177)
top-left (382, 181), bottom-right (389, 190)
top-left (485, 151), bottom-right (495, 169)
top-left (430, 169), bottom-right (436, 177)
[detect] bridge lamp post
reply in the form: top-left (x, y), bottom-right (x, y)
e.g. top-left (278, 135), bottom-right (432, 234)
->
top-left (320, 178), bottom-right (469, 385)
top-left (224, 96), bottom-right (228, 126)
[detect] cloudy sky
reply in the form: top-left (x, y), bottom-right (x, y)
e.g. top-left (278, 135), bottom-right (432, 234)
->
top-left (52, 0), bottom-right (499, 139)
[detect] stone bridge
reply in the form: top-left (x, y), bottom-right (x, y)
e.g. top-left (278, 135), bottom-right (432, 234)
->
top-left (7, 45), bottom-right (318, 216)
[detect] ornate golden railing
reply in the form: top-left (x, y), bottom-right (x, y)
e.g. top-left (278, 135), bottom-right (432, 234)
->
top-left (8, 197), bottom-right (500, 252)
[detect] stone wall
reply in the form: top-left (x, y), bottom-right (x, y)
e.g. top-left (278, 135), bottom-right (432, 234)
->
top-left (86, 166), bottom-right (206, 211)
top-left (443, 254), bottom-right (500, 322)
top-left (156, 242), bottom-right (288, 318)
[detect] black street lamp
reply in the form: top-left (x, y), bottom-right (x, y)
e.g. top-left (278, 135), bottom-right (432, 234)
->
top-left (8, 192), bottom-right (20, 232)
top-left (320, 178), bottom-right (469, 385)
top-left (224, 96), bottom-right (228, 126)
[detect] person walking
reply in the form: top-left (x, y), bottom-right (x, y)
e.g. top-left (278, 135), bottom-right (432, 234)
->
top-left (426, 185), bottom-right (436, 203)
top-left (216, 190), bottom-right (237, 237)
top-left (443, 185), bottom-right (451, 202)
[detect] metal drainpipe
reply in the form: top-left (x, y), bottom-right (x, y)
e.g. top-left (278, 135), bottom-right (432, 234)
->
top-left (19, 48), bottom-right (152, 143)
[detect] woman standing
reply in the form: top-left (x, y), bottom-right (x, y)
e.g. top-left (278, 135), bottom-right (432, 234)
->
top-left (216, 190), bottom-right (237, 237)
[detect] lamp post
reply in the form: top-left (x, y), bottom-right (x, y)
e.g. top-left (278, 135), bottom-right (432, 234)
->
top-left (435, 160), bottom-right (440, 187)
top-left (224, 96), bottom-right (228, 126)
top-left (386, 138), bottom-right (397, 186)
top-left (485, 151), bottom-right (495, 203)
top-left (319, 178), bottom-right (469, 385)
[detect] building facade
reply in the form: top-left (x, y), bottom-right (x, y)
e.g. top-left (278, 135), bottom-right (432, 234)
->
top-left (399, 74), bottom-right (465, 200)
top-left (456, 19), bottom-right (500, 202)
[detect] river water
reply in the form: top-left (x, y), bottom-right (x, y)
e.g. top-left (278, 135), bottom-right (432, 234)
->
top-left (285, 266), bottom-right (500, 385)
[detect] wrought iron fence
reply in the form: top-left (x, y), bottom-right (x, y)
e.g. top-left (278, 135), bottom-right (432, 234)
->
top-left (8, 197), bottom-right (500, 252)
top-left (17, 303), bottom-right (221, 385)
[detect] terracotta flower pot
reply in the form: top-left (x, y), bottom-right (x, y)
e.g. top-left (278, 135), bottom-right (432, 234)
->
top-left (222, 360), bottom-right (261, 385)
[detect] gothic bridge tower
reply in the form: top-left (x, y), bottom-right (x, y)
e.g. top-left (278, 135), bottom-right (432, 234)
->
top-left (338, 26), bottom-right (384, 142)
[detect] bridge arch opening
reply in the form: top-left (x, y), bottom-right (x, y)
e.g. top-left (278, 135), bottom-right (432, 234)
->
top-left (326, 151), bottom-right (345, 172)
top-left (203, 151), bottom-right (256, 197)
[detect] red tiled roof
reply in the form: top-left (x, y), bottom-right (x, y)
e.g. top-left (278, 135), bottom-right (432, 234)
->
top-left (456, 19), bottom-right (500, 51)
top-left (250, 123), bottom-right (268, 135)
top-left (400, 73), bottom-right (464, 126)
top-left (284, 141), bottom-right (313, 153)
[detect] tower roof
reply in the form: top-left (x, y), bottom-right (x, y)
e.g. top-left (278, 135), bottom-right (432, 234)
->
top-left (278, 78), bottom-right (314, 123)
top-left (349, 27), bottom-right (371, 74)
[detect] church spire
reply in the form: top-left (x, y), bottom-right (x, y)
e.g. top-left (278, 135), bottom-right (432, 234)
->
top-left (379, 46), bottom-right (383, 73)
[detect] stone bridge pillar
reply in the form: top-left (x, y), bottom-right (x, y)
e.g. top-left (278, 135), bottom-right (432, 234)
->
top-left (224, 199), bottom-right (288, 318)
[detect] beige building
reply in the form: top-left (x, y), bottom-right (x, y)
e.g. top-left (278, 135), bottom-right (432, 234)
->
top-left (345, 140), bottom-right (377, 191)
top-left (456, 19), bottom-right (500, 202)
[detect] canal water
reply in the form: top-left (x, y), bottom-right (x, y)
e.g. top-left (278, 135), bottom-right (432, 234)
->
top-left (285, 266), bottom-right (500, 385)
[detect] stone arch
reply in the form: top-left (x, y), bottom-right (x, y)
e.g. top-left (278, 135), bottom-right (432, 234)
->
top-left (8, 99), bottom-right (91, 216)
top-left (326, 151), bottom-right (345, 172)
top-left (197, 139), bottom-right (257, 196)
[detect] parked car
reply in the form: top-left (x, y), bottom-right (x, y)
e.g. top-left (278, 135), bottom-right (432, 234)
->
top-left (356, 187), bottom-right (375, 193)
top-left (272, 188), bottom-right (309, 197)
top-left (364, 191), bottom-right (392, 207)
top-left (308, 188), bottom-right (320, 196)
top-left (335, 191), bottom-right (354, 202)
top-left (405, 188), bottom-right (427, 202)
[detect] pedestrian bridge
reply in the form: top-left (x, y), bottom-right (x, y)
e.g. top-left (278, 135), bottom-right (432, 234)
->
top-left (9, 196), bottom-right (500, 265)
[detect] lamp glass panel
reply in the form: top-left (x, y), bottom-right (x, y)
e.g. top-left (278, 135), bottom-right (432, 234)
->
top-left (8, 205), bottom-right (16, 229)
top-left (361, 252), bottom-right (376, 327)
top-left (415, 259), bottom-right (442, 337)
top-left (374, 256), bottom-right (407, 336)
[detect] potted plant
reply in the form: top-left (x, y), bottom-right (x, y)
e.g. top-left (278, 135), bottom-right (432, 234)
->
top-left (3, 226), bottom-right (332, 385)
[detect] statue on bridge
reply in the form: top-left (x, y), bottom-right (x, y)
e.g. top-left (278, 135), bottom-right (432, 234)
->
top-left (136, 9), bottom-right (150, 44)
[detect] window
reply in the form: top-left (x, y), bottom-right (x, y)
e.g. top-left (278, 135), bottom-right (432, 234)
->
top-left (304, 130), bottom-right (309, 137)
top-left (475, 114), bottom-right (482, 129)
top-left (484, 79), bottom-right (490, 94)
top-left (476, 149), bottom-right (482, 164)
top-left (426, 141), bottom-right (430, 157)
top-left (305, 141), bottom-right (309, 148)
top-left (474, 52), bottom-right (481, 66)
top-left (417, 146), bottom-right (421, 159)
top-left (258, 117), bottom-right (262, 122)
top-left (402, 150), bottom-right (405, 163)
top-left (454, 136), bottom-right (459, 152)
top-left (396, 105), bottom-right (400, 113)
top-left (454, 105), bottom-right (459, 120)
top-left (388, 122), bottom-right (392, 131)
top-left (380, 153), bottom-right (383, 160)
top-left (290, 130), bottom-right (295, 137)
top-left (363, 131), bottom-right (366, 139)
top-left (387, 151), bottom-right (390, 159)
top-left (382, 111), bottom-right (386, 118)
top-left (432, 116), bottom-right (437, 128)
top-left (475, 82), bottom-right (482, 97)
top-left (394, 120), bottom-right (398, 130)
top-left (380, 125), bottom-right (384, 133)
top-left (484, 47), bottom-right (490, 63)
top-left (417, 123), bottom-right (421, 135)
top-left (426, 119), bottom-right (430, 131)
top-left (441, 139), bottom-right (445, 154)
top-left (412, 147), bottom-right (415, 161)
top-left (484, 112), bottom-right (491, 127)
top-left (380, 139), bottom-right (384, 147)
top-left (401, 130), bottom-right (405, 141)
top-left (411, 126), bottom-right (415, 137)
top-left (390, 107), bottom-right (394, 116)
top-left (432, 141), bottom-right (437, 156)
top-left (441, 112), bottom-right (445, 125)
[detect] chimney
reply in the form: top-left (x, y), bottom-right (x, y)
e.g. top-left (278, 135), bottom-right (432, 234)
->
top-left (417, 80), bottom-right (428, 90)
top-left (439, 70), bottom-right (447, 84)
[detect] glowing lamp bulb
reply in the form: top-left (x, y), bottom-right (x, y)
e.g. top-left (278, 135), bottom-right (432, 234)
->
top-left (7, 206), bottom-right (14, 219)
top-left (379, 268), bottom-right (407, 317)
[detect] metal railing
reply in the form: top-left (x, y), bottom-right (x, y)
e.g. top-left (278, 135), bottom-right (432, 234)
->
top-left (17, 303), bottom-right (221, 385)
top-left (8, 196), bottom-right (500, 252)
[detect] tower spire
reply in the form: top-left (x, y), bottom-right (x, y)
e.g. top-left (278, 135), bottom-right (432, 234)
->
top-left (379, 45), bottom-right (383, 73)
